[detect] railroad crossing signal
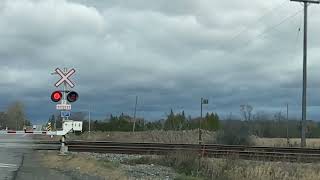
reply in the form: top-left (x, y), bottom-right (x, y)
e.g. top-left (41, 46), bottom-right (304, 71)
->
top-left (49, 67), bottom-right (83, 155)
top-left (67, 91), bottom-right (79, 103)
top-left (51, 68), bottom-right (79, 104)
top-left (4, 67), bottom-right (83, 155)
top-left (54, 68), bottom-right (76, 88)
top-left (51, 91), bottom-right (79, 103)
top-left (51, 91), bottom-right (62, 102)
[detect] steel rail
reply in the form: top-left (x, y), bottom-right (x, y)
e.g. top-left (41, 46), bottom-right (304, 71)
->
top-left (34, 141), bottom-right (320, 162)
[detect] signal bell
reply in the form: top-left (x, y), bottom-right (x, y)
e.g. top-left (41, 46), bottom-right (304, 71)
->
top-left (51, 91), bottom-right (62, 102)
top-left (67, 91), bottom-right (79, 103)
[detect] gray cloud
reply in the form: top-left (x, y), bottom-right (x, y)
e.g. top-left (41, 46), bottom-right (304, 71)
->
top-left (1, 0), bottom-right (320, 123)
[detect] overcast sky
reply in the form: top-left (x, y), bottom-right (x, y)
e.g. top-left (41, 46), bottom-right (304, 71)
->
top-left (1, 0), bottom-right (320, 123)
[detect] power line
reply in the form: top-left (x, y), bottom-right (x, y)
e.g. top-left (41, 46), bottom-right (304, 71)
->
top-left (278, 15), bottom-right (302, 75)
top-left (224, 0), bottom-right (289, 47)
top-left (292, 15), bottom-right (303, 50)
top-left (238, 9), bottom-right (303, 51)
top-left (218, 8), bottom-right (303, 55)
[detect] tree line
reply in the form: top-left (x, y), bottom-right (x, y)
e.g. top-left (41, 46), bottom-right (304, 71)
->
top-left (48, 109), bottom-right (220, 132)
top-left (46, 104), bottom-right (320, 138)
top-left (1, 101), bottom-right (318, 139)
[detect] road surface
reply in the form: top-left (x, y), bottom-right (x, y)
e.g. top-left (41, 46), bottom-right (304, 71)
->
top-left (0, 134), bottom-right (75, 180)
top-left (0, 134), bottom-right (31, 180)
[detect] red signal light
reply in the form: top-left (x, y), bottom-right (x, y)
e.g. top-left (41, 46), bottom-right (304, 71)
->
top-left (67, 91), bottom-right (78, 103)
top-left (51, 91), bottom-right (62, 102)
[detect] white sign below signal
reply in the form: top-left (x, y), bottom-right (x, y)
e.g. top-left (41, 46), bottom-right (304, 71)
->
top-left (56, 104), bottom-right (71, 110)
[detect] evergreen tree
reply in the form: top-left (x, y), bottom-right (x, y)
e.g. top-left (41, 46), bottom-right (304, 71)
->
top-left (164, 110), bottom-right (187, 130)
top-left (203, 112), bottom-right (220, 131)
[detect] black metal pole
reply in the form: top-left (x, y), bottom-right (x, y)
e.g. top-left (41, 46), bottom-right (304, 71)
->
top-left (287, 103), bottom-right (289, 146)
top-left (199, 98), bottom-right (203, 144)
top-left (133, 96), bottom-right (138, 132)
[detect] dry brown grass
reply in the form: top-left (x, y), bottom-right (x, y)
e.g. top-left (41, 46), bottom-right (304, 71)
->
top-left (202, 158), bottom-right (320, 180)
top-left (68, 130), bottom-right (215, 144)
top-left (68, 131), bottom-right (320, 148)
top-left (34, 130), bottom-right (320, 148)
top-left (34, 131), bottom-right (320, 180)
top-left (124, 150), bottom-right (320, 180)
top-left (40, 151), bottom-right (127, 179)
top-left (253, 138), bottom-right (320, 148)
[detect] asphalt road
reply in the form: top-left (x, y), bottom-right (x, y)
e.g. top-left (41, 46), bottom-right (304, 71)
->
top-left (0, 134), bottom-right (76, 180)
top-left (0, 134), bottom-right (30, 180)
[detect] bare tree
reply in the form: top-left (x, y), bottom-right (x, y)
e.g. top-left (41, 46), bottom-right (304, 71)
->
top-left (226, 112), bottom-right (234, 121)
top-left (7, 101), bottom-right (26, 130)
top-left (0, 112), bottom-right (7, 129)
top-left (274, 111), bottom-right (285, 122)
top-left (251, 111), bottom-right (270, 137)
top-left (70, 112), bottom-right (87, 121)
top-left (253, 111), bottom-right (270, 121)
top-left (240, 104), bottom-right (253, 121)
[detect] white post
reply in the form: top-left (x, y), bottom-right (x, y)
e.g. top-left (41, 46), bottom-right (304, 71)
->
top-left (60, 68), bottom-right (68, 154)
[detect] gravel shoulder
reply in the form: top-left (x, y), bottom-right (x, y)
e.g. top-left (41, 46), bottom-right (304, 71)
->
top-left (15, 151), bottom-right (84, 180)
top-left (39, 151), bottom-right (178, 180)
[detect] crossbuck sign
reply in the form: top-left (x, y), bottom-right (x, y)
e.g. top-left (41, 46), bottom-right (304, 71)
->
top-left (55, 68), bottom-right (75, 88)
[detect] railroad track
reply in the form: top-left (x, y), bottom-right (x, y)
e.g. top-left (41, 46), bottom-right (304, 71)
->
top-left (35, 141), bottom-right (320, 163)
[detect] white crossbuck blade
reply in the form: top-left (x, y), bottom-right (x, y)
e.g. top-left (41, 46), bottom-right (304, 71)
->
top-left (55, 68), bottom-right (75, 88)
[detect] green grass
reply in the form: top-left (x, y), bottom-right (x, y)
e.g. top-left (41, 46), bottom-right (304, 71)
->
top-left (125, 151), bottom-right (202, 177)
top-left (123, 156), bottom-right (154, 165)
top-left (174, 174), bottom-right (204, 180)
top-left (97, 159), bottom-right (117, 169)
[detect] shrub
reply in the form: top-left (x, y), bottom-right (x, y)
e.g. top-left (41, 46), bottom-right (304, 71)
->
top-left (124, 156), bottom-right (153, 165)
top-left (161, 151), bottom-right (200, 176)
top-left (214, 129), bottom-right (254, 146)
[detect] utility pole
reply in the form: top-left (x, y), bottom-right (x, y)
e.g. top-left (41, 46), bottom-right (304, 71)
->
top-left (199, 98), bottom-right (208, 144)
top-left (199, 98), bottom-right (203, 144)
top-left (286, 103), bottom-right (289, 146)
top-left (132, 96), bottom-right (138, 132)
top-left (88, 105), bottom-right (91, 133)
top-left (291, 0), bottom-right (319, 147)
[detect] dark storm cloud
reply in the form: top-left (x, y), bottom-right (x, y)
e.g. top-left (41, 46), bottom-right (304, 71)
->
top-left (1, 0), bottom-right (320, 122)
